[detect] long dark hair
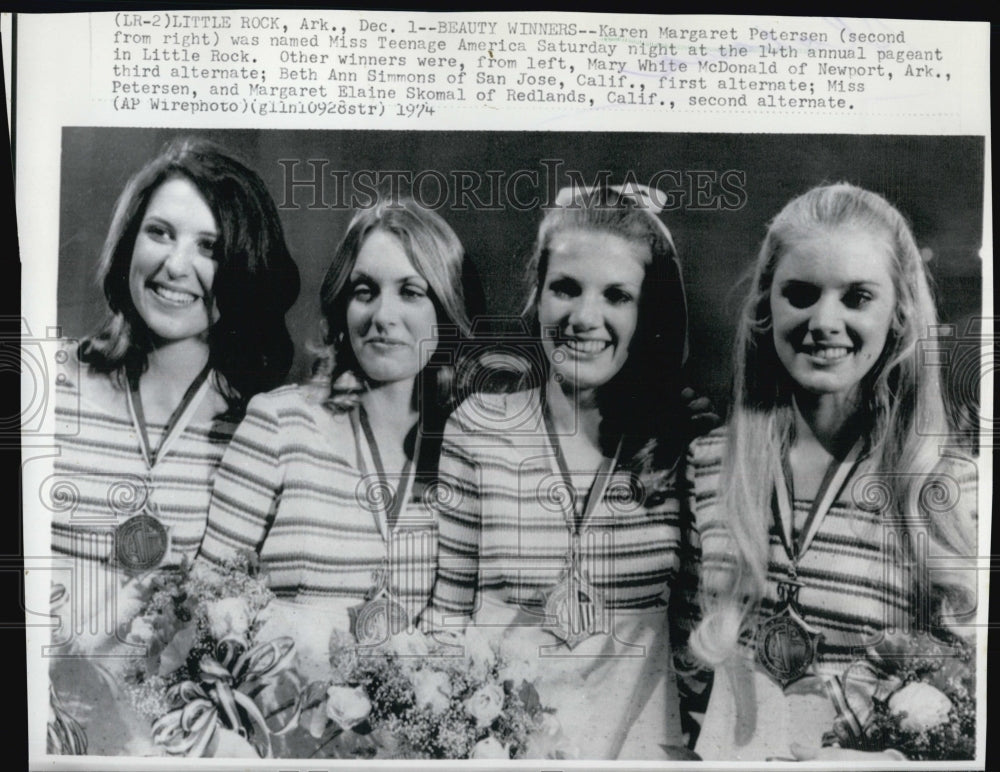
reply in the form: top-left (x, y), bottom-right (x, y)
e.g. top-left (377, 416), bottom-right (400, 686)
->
top-left (78, 137), bottom-right (300, 413)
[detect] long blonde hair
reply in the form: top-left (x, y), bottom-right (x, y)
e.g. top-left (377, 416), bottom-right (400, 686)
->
top-left (691, 183), bottom-right (976, 666)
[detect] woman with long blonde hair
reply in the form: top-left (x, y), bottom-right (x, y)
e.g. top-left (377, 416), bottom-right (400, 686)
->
top-left (687, 183), bottom-right (977, 760)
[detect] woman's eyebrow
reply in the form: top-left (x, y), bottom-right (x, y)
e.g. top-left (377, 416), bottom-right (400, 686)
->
top-left (847, 280), bottom-right (884, 289)
top-left (604, 280), bottom-right (641, 290)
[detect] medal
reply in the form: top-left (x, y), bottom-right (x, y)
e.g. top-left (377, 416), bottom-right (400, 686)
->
top-left (348, 406), bottom-right (421, 645)
top-left (349, 566), bottom-right (411, 646)
top-left (755, 437), bottom-right (864, 688)
top-left (541, 545), bottom-right (608, 649)
top-left (538, 405), bottom-right (622, 648)
top-left (114, 508), bottom-right (171, 571)
top-left (120, 364), bottom-right (212, 570)
top-left (755, 579), bottom-right (822, 688)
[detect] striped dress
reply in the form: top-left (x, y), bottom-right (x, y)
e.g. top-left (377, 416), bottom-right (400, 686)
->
top-left (51, 345), bottom-right (237, 615)
top-left (687, 427), bottom-right (979, 759)
top-left (429, 388), bottom-right (701, 759)
top-left (196, 384), bottom-right (438, 633)
top-left (48, 344), bottom-right (237, 756)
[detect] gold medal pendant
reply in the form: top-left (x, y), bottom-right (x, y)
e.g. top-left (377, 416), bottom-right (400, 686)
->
top-left (541, 565), bottom-right (606, 650)
top-left (114, 503), bottom-right (171, 573)
top-left (349, 567), bottom-right (410, 646)
top-left (755, 581), bottom-right (823, 689)
top-left (758, 437), bottom-right (863, 689)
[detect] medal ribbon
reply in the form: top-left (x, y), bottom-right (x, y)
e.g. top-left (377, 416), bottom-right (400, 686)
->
top-left (542, 406), bottom-right (623, 543)
top-left (126, 364), bottom-right (213, 469)
top-left (773, 436), bottom-right (865, 570)
top-left (350, 405), bottom-right (421, 543)
top-left (539, 404), bottom-right (621, 644)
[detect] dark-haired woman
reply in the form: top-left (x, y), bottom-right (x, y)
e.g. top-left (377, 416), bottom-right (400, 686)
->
top-left (48, 138), bottom-right (300, 754)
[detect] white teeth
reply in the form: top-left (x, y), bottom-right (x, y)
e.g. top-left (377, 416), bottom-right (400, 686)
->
top-left (563, 339), bottom-right (609, 354)
top-left (811, 347), bottom-right (850, 360)
top-left (152, 286), bottom-right (198, 305)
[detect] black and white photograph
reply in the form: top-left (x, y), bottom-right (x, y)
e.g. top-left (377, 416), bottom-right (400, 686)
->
top-left (6, 8), bottom-right (990, 771)
top-left (40, 127), bottom-right (985, 762)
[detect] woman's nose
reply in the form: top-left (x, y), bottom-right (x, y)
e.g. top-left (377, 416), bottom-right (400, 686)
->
top-left (808, 293), bottom-right (845, 337)
top-left (568, 294), bottom-right (602, 330)
top-left (162, 240), bottom-right (196, 277)
top-left (370, 292), bottom-right (399, 328)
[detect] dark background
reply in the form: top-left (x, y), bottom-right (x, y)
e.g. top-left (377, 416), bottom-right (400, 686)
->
top-left (56, 128), bottom-right (985, 417)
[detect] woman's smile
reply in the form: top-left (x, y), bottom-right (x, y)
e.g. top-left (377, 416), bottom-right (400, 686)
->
top-left (538, 228), bottom-right (649, 393)
top-left (771, 227), bottom-right (895, 398)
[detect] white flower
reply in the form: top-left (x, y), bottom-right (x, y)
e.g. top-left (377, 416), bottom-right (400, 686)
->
top-left (126, 616), bottom-right (157, 647)
top-left (889, 681), bottom-right (953, 732)
top-left (461, 626), bottom-right (499, 678)
top-left (203, 597), bottom-right (252, 641)
top-left (325, 685), bottom-right (372, 730)
top-left (411, 668), bottom-right (452, 714)
top-left (471, 736), bottom-right (510, 759)
top-left (464, 684), bottom-right (504, 728)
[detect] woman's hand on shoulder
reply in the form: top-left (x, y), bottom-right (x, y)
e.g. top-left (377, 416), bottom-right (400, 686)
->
top-left (681, 387), bottom-right (721, 442)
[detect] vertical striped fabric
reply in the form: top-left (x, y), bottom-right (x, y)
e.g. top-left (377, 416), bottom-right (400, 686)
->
top-left (51, 346), bottom-right (237, 567)
top-left (686, 427), bottom-right (979, 677)
top-left (429, 388), bottom-right (700, 632)
top-left (196, 384), bottom-right (438, 623)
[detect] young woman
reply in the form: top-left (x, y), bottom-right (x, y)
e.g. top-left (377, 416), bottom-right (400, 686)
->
top-left (687, 183), bottom-right (978, 761)
top-left (196, 197), bottom-right (473, 680)
top-left (48, 137), bottom-right (300, 753)
top-left (426, 185), bottom-right (708, 760)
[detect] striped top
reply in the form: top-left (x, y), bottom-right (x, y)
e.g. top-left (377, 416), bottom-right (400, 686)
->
top-left (51, 344), bottom-right (237, 566)
top-left (196, 385), bottom-right (438, 623)
top-left (429, 388), bottom-right (700, 633)
top-left (686, 427), bottom-right (979, 677)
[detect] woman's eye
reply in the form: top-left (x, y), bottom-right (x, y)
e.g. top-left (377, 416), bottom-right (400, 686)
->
top-left (548, 279), bottom-right (579, 298)
top-left (401, 285), bottom-right (427, 300)
top-left (605, 288), bottom-right (635, 305)
top-left (351, 283), bottom-right (374, 301)
top-left (198, 239), bottom-right (217, 258)
top-left (843, 288), bottom-right (873, 309)
top-left (781, 283), bottom-right (819, 309)
top-left (143, 223), bottom-right (171, 241)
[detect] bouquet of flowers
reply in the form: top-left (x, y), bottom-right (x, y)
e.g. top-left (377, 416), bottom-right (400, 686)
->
top-left (824, 632), bottom-right (976, 760)
top-left (122, 555), bottom-right (303, 758)
top-left (282, 626), bottom-right (569, 760)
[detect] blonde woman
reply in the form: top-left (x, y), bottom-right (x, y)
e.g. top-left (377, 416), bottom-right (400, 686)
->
top-left (687, 183), bottom-right (977, 761)
top-left (197, 197), bottom-right (473, 679)
top-left (427, 185), bottom-right (709, 759)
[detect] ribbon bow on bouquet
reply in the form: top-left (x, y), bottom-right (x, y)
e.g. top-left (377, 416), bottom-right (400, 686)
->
top-left (151, 636), bottom-right (301, 757)
top-left (47, 685), bottom-right (88, 756)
